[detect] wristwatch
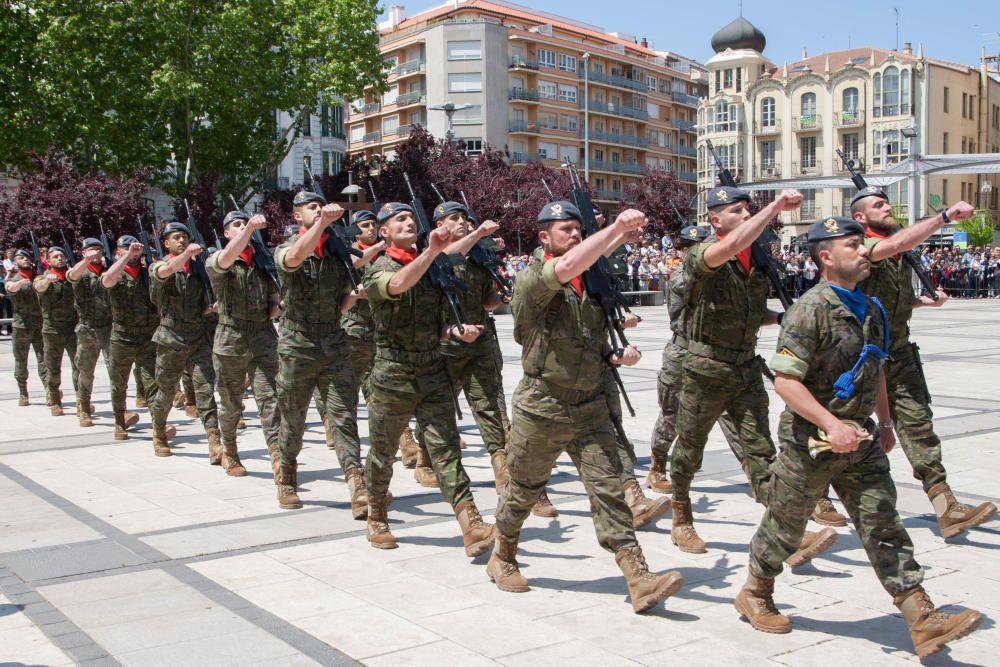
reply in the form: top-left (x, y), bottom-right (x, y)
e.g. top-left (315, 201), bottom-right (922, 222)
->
top-left (940, 207), bottom-right (950, 224)
top-left (878, 420), bottom-right (895, 431)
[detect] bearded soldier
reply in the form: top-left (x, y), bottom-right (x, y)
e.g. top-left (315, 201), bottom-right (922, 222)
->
top-left (6, 249), bottom-right (48, 405)
top-left (68, 237), bottom-right (112, 427)
top-left (33, 246), bottom-right (79, 416)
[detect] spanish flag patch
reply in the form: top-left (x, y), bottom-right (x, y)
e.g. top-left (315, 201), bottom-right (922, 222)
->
top-left (779, 347), bottom-right (799, 359)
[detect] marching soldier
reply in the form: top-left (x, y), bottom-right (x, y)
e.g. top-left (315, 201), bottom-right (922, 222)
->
top-left (850, 188), bottom-right (996, 537)
top-left (736, 216), bottom-right (982, 658)
top-left (362, 201), bottom-right (494, 554)
top-left (207, 211), bottom-right (282, 477)
top-left (6, 249), bottom-right (49, 405)
top-left (33, 246), bottom-right (79, 415)
top-left (488, 201), bottom-right (684, 614)
top-left (148, 222), bottom-right (220, 458)
top-left (68, 238), bottom-right (112, 427)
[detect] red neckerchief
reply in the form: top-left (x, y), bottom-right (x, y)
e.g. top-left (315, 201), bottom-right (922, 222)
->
top-left (181, 260), bottom-right (191, 275)
top-left (49, 267), bottom-right (68, 281)
top-left (386, 245), bottom-right (418, 266)
top-left (716, 233), bottom-right (752, 274)
top-left (123, 263), bottom-right (141, 280)
top-left (86, 262), bottom-right (104, 277)
top-left (17, 269), bottom-right (34, 281)
top-left (864, 227), bottom-right (899, 260)
top-left (543, 252), bottom-right (583, 298)
top-left (300, 230), bottom-right (329, 259)
top-left (238, 244), bottom-right (254, 265)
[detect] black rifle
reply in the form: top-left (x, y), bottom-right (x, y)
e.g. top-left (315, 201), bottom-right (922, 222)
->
top-left (460, 190), bottom-right (513, 300)
top-left (228, 195), bottom-right (281, 289)
top-left (706, 139), bottom-right (792, 309)
top-left (302, 163), bottom-right (364, 290)
top-left (135, 215), bottom-right (154, 287)
top-left (836, 148), bottom-right (939, 299)
top-left (212, 228), bottom-right (223, 251)
top-left (97, 220), bottom-right (113, 263)
top-left (366, 181), bottom-right (381, 211)
top-left (59, 229), bottom-right (76, 265)
top-left (29, 231), bottom-right (44, 273)
top-left (182, 199), bottom-right (216, 302)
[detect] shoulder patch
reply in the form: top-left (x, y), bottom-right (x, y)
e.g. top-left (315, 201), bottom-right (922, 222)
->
top-left (779, 346), bottom-right (799, 359)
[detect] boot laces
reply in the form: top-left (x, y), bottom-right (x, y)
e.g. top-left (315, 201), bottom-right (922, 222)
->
top-left (817, 498), bottom-right (836, 514)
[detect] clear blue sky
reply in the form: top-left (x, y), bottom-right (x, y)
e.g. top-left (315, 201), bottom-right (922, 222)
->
top-left (381, 0), bottom-right (1000, 68)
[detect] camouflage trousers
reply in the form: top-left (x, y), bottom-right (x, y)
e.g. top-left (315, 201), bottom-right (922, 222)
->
top-left (887, 343), bottom-right (946, 492)
top-left (496, 379), bottom-right (637, 553)
top-left (600, 368), bottom-right (639, 484)
top-left (150, 340), bottom-right (218, 431)
top-left (180, 366), bottom-right (196, 404)
top-left (275, 328), bottom-right (357, 467)
top-left (431, 341), bottom-right (508, 455)
top-left (214, 325), bottom-right (280, 446)
top-left (12, 325), bottom-right (47, 390)
top-left (321, 332), bottom-right (375, 471)
top-left (74, 324), bottom-right (111, 406)
top-left (749, 431), bottom-right (924, 596)
top-left (364, 353), bottom-right (474, 506)
top-left (672, 355), bottom-right (775, 504)
top-left (42, 331), bottom-right (79, 397)
top-left (108, 337), bottom-right (156, 414)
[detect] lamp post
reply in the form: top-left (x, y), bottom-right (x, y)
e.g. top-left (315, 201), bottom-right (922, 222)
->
top-left (582, 52), bottom-right (591, 182)
top-left (428, 101), bottom-right (473, 144)
top-left (901, 123), bottom-right (918, 227)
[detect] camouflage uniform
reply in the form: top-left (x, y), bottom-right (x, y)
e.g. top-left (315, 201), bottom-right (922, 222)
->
top-left (672, 237), bottom-right (775, 504)
top-left (495, 255), bottom-right (636, 553)
top-left (105, 268), bottom-right (158, 415)
top-left (207, 251), bottom-right (281, 448)
top-left (70, 270), bottom-right (112, 410)
top-left (748, 281), bottom-right (923, 595)
top-left (363, 253), bottom-right (474, 506)
top-left (338, 247), bottom-right (378, 465)
top-left (9, 274), bottom-right (48, 394)
top-left (37, 275), bottom-right (79, 398)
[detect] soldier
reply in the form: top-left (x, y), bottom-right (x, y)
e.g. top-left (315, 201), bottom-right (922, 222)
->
top-left (206, 211), bottom-right (282, 477)
top-left (67, 238), bottom-right (112, 427)
top-left (101, 235), bottom-right (157, 440)
top-left (850, 188), bottom-right (995, 538)
top-left (33, 246), bottom-right (79, 415)
top-left (488, 201), bottom-right (684, 614)
top-left (362, 201), bottom-right (494, 555)
top-left (6, 248), bottom-right (49, 405)
top-left (273, 191), bottom-right (361, 513)
top-left (736, 216), bottom-right (982, 658)
top-left (148, 222), bottom-right (220, 458)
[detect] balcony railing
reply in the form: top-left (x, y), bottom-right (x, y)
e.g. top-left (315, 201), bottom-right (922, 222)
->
top-left (581, 99), bottom-right (649, 120)
top-left (509, 56), bottom-right (540, 70)
top-left (354, 101), bottom-right (380, 115)
top-left (835, 110), bottom-right (865, 127)
top-left (390, 59), bottom-right (425, 77)
top-left (676, 144), bottom-right (697, 157)
top-left (701, 121), bottom-right (743, 134)
top-left (508, 120), bottom-right (540, 133)
top-left (589, 159), bottom-right (644, 175)
top-left (670, 118), bottom-right (696, 131)
top-left (510, 151), bottom-right (546, 164)
top-left (509, 87), bottom-right (540, 102)
top-left (754, 164), bottom-right (782, 179)
top-left (583, 129), bottom-right (649, 147)
top-left (581, 69), bottom-right (647, 92)
top-left (753, 120), bottom-right (781, 135)
top-left (595, 188), bottom-right (625, 200)
top-left (362, 131), bottom-right (382, 145)
top-left (793, 159), bottom-right (822, 175)
top-left (394, 91), bottom-right (425, 107)
top-left (834, 152), bottom-right (863, 172)
top-left (386, 124), bottom-right (417, 137)
top-left (792, 115), bottom-right (822, 131)
top-left (671, 91), bottom-right (699, 106)
top-left (677, 170), bottom-right (697, 182)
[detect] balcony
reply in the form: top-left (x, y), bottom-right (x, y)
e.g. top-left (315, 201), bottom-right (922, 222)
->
top-left (701, 121), bottom-right (743, 134)
top-left (670, 118), bottom-right (697, 131)
top-left (353, 101), bottom-right (380, 116)
top-left (508, 120), bottom-right (540, 133)
top-left (394, 91), bottom-right (425, 107)
top-left (835, 110), bottom-right (865, 127)
top-left (509, 56), bottom-right (540, 70)
top-left (754, 164), bottom-right (782, 179)
top-left (792, 115), bottom-right (822, 131)
top-left (793, 159), bottom-right (822, 175)
top-left (583, 129), bottom-right (649, 148)
top-left (753, 120), bottom-right (781, 135)
top-left (362, 131), bottom-right (382, 145)
top-left (581, 69), bottom-right (648, 93)
top-left (589, 159), bottom-right (644, 175)
top-left (390, 58), bottom-right (425, 78)
top-left (671, 91), bottom-right (700, 106)
top-left (509, 87), bottom-right (540, 102)
top-left (676, 144), bottom-right (697, 157)
top-left (872, 104), bottom-right (914, 118)
top-left (677, 170), bottom-right (697, 183)
top-left (595, 188), bottom-right (625, 201)
top-left (510, 151), bottom-right (546, 164)
top-left (581, 99), bottom-right (649, 120)
top-left (385, 124), bottom-right (418, 138)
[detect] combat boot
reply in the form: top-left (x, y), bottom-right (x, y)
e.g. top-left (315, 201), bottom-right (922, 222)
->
top-left (735, 573), bottom-right (791, 634)
top-left (77, 400), bottom-right (93, 427)
top-left (531, 488), bottom-right (558, 518)
top-left (345, 468), bottom-right (368, 520)
top-left (367, 495), bottom-right (397, 549)
top-left (152, 424), bottom-right (172, 457)
top-left (615, 545), bottom-right (685, 614)
top-left (928, 482), bottom-right (998, 538)
top-left (671, 499), bottom-right (706, 553)
top-left (454, 501), bottom-right (495, 557)
top-left (322, 414), bottom-right (334, 449)
top-left (398, 427), bottom-right (419, 468)
top-left (490, 449), bottom-right (510, 493)
top-left (785, 527), bottom-right (838, 567)
top-left (134, 387), bottom-right (146, 409)
top-left (459, 437), bottom-right (467, 449)
top-left (220, 437), bottom-right (247, 477)
top-left (895, 586), bottom-right (983, 657)
top-left (47, 390), bottom-right (63, 416)
top-left (414, 447), bottom-right (439, 488)
top-left (114, 411), bottom-right (130, 440)
top-left (165, 424), bottom-right (177, 440)
top-left (624, 479), bottom-right (670, 530)
top-left (207, 427), bottom-right (223, 466)
top-left (487, 532), bottom-right (529, 592)
top-left (266, 442), bottom-right (281, 482)
top-left (276, 462), bottom-right (302, 510)
top-left (17, 382), bottom-right (29, 407)
top-left (646, 453), bottom-right (672, 494)
top-left (184, 402), bottom-right (199, 418)
top-left (172, 389), bottom-right (185, 409)
top-left (812, 497), bottom-right (848, 527)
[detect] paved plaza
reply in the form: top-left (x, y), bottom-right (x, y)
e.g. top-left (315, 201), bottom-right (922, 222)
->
top-left (0, 299), bottom-right (998, 666)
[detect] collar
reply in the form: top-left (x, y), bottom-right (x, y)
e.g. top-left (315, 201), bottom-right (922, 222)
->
top-left (386, 245), bottom-right (418, 266)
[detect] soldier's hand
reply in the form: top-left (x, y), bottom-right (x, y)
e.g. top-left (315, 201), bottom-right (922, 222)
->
top-left (269, 303), bottom-right (283, 320)
top-left (775, 189), bottom-right (804, 212)
top-left (186, 243), bottom-right (204, 257)
top-left (613, 209), bottom-right (647, 232)
top-left (622, 311), bottom-right (641, 329)
top-left (248, 214), bottom-right (267, 231)
top-left (611, 344), bottom-right (642, 366)
top-left (478, 220), bottom-right (500, 237)
top-left (83, 247), bottom-right (102, 260)
top-left (493, 237), bottom-right (506, 252)
top-left (879, 424), bottom-right (896, 453)
top-left (128, 242), bottom-right (143, 259)
top-left (372, 240), bottom-right (387, 253)
top-left (354, 284), bottom-right (368, 300)
top-left (320, 203), bottom-right (345, 225)
top-left (827, 421), bottom-right (868, 453)
top-left (428, 225), bottom-right (451, 254)
top-left (203, 302), bottom-right (218, 315)
top-left (946, 201), bottom-right (975, 222)
top-left (451, 324), bottom-right (482, 343)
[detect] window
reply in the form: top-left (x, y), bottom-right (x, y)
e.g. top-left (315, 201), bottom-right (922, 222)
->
top-left (761, 97), bottom-right (776, 127)
top-left (382, 84), bottom-right (398, 106)
top-left (761, 140), bottom-right (776, 168)
top-left (647, 75), bottom-right (657, 91)
top-left (874, 73), bottom-right (882, 117)
top-left (453, 105), bottom-right (481, 124)
top-left (322, 151), bottom-right (330, 175)
top-left (970, 95), bottom-right (976, 118)
top-left (558, 84), bottom-right (577, 103)
top-left (942, 179), bottom-right (949, 203)
top-left (382, 116), bottom-right (398, 135)
top-left (330, 104), bottom-right (344, 137)
top-left (962, 137), bottom-right (967, 153)
top-left (448, 40), bottom-right (481, 60)
top-left (723, 68), bottom-right (733, 88)
top-left (962, 92), bottom-right (968, 119)
top-left (736, 67), bottom-right (742, 92)
top-left (800, 92), bottom-right (817, 118)
top-left (538, 80), bottom-right (557, 100)
top-left (538, 141), bottom-right (556, 158)
top-left (464, 138), bottom-right (483, 156)
top-left (537, 48), bottom-right (556, 68)
top-left (594, 149), bottom-right (604, 161)
top-left (943, 86), bottom-right (950, 113)
top-left (800, 136), bottom-right (816, 168)
top-left (350, 124), bottom-right (363, 143)
top-left (448, 72), bottom-right (481, 92)
top-left (559, 114), bottom-right (578, 131)
top-left (900, 70), bottom-right (910, 112)
top-left (302, 111), bottom-right (311, 136)
top-left (715, 70), bottom-right (721, 94)
top-left (559, 53), bottom-right (577, 72)
top-left (842, 133), bottom-right (859, 161)
top-left (559, 145), bottom-right (578, 163)
top-left (321, 103), bottom-right (330, 137)
top-left (802, 190), bottom-right (816, 216)
top-left (842, 87), bottom-right (859, 114)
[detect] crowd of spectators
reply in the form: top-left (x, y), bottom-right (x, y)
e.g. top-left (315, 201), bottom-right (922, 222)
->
top-left (919, 246), bottom-right (1000, 298)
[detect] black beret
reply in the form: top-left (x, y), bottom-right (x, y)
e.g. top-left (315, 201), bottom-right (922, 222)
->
top-left (46, 246), bottom-right (65, 258)
top-left (351, 210), bottom-right (377, 225)
top-left (376, 202), bottom-right (415, 225)
top-left (223, 210), bottom-right (250, 228)
top-left (678, 225), bottom-right (712, 246)
top-left (283, 224), bottom-right (299, 239)
top-left (706, 186), bottom-right (751, 209)
top-left (806, 216), bottom-right (865, 243)
top-left (81, 237), bottom-right (102, 250)
top-left (161, 222), bottom-right (190, 239)
top-left (432, 201), bottom-right (468, 222)
top-left (293, 190), bottom-right (326, 207)
top-left (117, 235), bottom-right (139, 248)
top-left (14, 248), bottom-right (32, 259)
top-left (538, 200), bottom-right (582, 224)
top-left (849, 186), bottom-right (889, 207)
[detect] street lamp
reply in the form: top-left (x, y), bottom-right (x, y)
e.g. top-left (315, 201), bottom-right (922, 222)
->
top-left (901, 123), bottom-right (918, 226)
top-left (581, 52), bottom-right (591, 182)
top-left (980, 180), bottom-right (993, 210)
top-left (428, 102), bottom-right (473, 144)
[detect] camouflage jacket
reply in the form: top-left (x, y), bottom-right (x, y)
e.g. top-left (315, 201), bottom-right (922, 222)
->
top-left (8, 275), bottom-right (43, 330)
top-left (150, 259), bottom-right (211, 349)
top-left (275, 238), bottom-right (352, 335)
top-left (667, 269), bottom-right (686, 336)
top-left (860, 236), bottom-right (913, 353)
top-left (206, 252), bottom-right (279, 329)
top-left (364, 253), bottom-right (447, 356)
top-left (70, 270), bottom-right (112, 330)
top-left (341, 243), bottom-right (377, 341)
top-left (440, 258), bottom-right (496, 354)
top-left (105, 269), bottom-right (158, 343)
top-left (36, 277), bottom-right (78, 335)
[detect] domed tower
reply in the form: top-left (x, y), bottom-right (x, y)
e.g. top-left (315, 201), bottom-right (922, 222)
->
top-left (711, 16), bottom-right (766, 54)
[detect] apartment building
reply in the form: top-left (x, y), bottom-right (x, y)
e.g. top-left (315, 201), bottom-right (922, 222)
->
top-left (264, 98), bottom-right (349, 191)
top-left (698, 15), bottom-right (1000, 238)
top-left (349, 0), bottom-right (708, 207)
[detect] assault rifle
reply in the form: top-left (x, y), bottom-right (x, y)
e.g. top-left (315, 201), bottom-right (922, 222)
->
top-left (97, 220), bottom-right (113, 263)
top-left (135, 215), bottom-right (155, 287)
top-left (460, 190), bottom-right (513, 300)
top-left (705, 139), bottom-right (791, 309)
top-left (302, 163), bottom-right (364, 290)
top-left (182, 199), bottom-right (216, 302)
top-left (228, 194), bottom-right (280, 289)
top-left (59, 229), bottom-right (76, 264)
top-left (29, 231), bottom-right (44, 273)
top-left (836, 148), bottom-right (940, 299)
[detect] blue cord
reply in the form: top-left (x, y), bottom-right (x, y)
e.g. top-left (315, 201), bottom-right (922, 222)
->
top-left (833, 297), bottom-right (889, 400)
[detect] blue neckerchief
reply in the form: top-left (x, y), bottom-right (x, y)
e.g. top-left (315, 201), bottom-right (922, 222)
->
top-left (831, 290), bottom-right (890, 401)
top-left (828, 283), bottom-right (867, 323)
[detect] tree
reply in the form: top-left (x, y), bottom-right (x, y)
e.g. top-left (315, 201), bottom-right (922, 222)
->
top-left (617, 169), bottom-right (691, 239)
top-left (957, 210), bottom-right (996, 247)
top-left (0, 1), bottom-right (385, 198)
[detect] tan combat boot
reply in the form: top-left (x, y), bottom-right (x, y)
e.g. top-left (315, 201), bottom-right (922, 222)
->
top-left (266, 442), bottom-right (281, 482)
top-left (277, 462), bottom-right (302, 510)
top-left (624, 479), bottom-right (670, 530)
top-left (735, 573), bottom-right (791, 633)
top-left (367, 495), bottom-right (397, 549)
top-left (671, 499), bottom-right (706, 553)
top-left (490, 449), bottom-right (510, 493)
top-left (454, 501), bottom-right (495, 557)
top-left (77, 400), bottom-right (94, 427)
top-left (17, 382), bottom-right (29, 407)
top-left (135, 388), bottom-right (146, 409)
top-left (172, 389), bottom-right (185, 408)
top-left (184, 402), bottom-right (199, 418)
top-left (414, 447), bottom-right (439, 488)
top-left (207, 427), bottom-right (223, 466)
top-left (398, 427), bottom-right (419, 468)
top-left (459, 437), bottom-right (467, 449)
top-left (928, 482), bottom-right (998, 539)
top-left (152, 424), bottom-right (172, 457)
top-left (114, 411), bottom-right (130, 441)
top-left (812, 497), bottom-right (848, 527)
top-left (487, 532), bottom-right (529, 592)
top-left (48, 390), bottom-right (63, 416)
top-left (615, 546), bottom-right (685, 614)
top-left (531, 488), bottom-right (558, 518)
top-left (785, 527), bottom-right (838, 568)
top-left (646, 453), bottom-right (672, 494)
top-left (322, 414), bottom-right (334, 449)
top-left (221, 437), bottom-right (247, 477)
top-left (345, 468), bottom-right (368, 520)
top-left (164, 424), bottom-right (177, 440)
top-left (895, 586), bottom-right (983, 657)
top-left (237, 408), bottom-right (246, 429)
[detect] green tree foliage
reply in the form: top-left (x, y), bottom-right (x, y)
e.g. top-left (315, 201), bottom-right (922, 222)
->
top-left (957, 210), bottom-right (996, 247)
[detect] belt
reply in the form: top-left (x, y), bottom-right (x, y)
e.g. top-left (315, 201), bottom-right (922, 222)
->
top-left (160, 317), bottom-right (204, 333)
top-left (282, 318), bottom-right (341, 334)
top-left (526, 376), bottom-right (599, 404)
top-left (375, 348), bottom-right (441, 365)
top-left (671, 333), bottom-right (689, 350)
top-left (685, 340), bottom-right (756, 365)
